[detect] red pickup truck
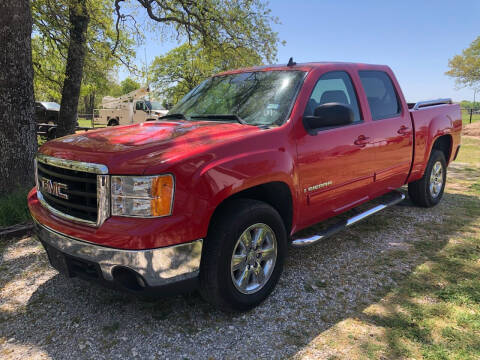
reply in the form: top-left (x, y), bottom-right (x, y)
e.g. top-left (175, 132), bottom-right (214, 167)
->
top-left (28, 62), bottom-right (462, 311)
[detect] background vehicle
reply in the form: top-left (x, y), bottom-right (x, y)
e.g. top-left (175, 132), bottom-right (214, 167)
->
top-left (35, 101), bottom-right (60, 124)
top-left (28, 62), bottom-right (461, 311)
top-left (94, 87), bottom-right (168, 126)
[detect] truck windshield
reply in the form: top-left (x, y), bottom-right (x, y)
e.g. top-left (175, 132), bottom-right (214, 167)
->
top-left (145, 101), bottom-right (164, 110)
top-left (169, 70), bottom-right (306, 126)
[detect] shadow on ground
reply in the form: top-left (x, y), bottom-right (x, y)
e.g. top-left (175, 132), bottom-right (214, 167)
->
top-left (1, 186), bottom-right (479, 359)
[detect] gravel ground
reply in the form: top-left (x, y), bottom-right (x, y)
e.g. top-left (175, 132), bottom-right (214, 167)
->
top-left (0, 170), bottom-right (467, 360)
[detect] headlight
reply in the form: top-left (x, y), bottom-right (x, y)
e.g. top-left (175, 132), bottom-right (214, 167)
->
top-left (111, 175), bottom-right (174, 217)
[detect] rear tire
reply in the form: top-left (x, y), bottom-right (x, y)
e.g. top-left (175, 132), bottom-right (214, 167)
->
top-left (408, 150), bottom-right (446, 207)
top-left (199, 199), bottom-right (287, 312)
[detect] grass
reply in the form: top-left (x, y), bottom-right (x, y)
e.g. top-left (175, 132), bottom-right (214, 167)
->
top-left (457, 137), bottom-right (480, 165)
top-left (0, 188), bottom-right (31, 227)
top-left (77, 118), bottom-right (94, 128)
top-left (461, 109), bottom-right (480, 125)
top-left (298, 136), bottom-right (480, 359)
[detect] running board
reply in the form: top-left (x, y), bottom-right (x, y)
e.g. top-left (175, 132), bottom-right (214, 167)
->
top-left (291, 191), bottom-right (406, 248)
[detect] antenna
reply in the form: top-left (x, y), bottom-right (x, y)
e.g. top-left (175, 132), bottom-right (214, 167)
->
top-left (144, 47), bottom-right (149, 88)
top-left (287, 57), bottom-right (296, 66)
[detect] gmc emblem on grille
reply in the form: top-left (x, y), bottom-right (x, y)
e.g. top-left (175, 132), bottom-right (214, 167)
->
top-left (39, 177), bottom-right (69, 200)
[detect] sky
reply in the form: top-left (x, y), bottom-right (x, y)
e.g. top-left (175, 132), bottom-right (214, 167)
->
top-left (121, 0), bottom-right (480, 103)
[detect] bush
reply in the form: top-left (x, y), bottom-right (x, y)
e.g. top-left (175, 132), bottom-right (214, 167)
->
top-left (0, 188), bottom-right (31, 227)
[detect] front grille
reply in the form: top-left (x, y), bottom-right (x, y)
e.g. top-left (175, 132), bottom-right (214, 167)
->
top-left (37, 162), bottom-right (98, 223)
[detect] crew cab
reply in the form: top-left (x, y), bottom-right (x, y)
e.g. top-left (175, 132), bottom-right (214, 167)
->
top-left (28, 62), bottom-right (462, 311)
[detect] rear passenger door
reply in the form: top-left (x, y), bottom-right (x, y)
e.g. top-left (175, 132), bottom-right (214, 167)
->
top-left (296, 70), bottom-right (376, 228)
top-left (358, 71), bottom-right (413, 195)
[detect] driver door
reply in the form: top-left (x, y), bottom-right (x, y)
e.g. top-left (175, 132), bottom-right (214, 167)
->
top-left (133, 101), bottom-right (146, 123)
top-left (296, 70), bottom-right (376, 228)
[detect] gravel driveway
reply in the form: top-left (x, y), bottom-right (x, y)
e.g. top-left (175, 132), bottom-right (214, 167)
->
top-left (0, 168), bottom-right (468, 360)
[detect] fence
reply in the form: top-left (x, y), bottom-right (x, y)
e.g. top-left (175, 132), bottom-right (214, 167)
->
top-left (461, 109), bottom-right (480, 124)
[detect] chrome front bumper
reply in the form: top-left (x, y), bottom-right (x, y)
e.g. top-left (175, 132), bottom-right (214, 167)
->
top-left (33, 221), bottom-right (203, 287)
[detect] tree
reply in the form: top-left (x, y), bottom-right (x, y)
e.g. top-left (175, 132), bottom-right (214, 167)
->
top-left (118, 78), bottom-right (142, 95)
top-left (0, 0), bottom-right (37, 194)
top-left (116, 0), bottom-right (281, 104)
top-left (32, 0), bottom-right (137, 135)
top-left (56, 0), bottom-right (90, 136)
top-left (446, 36), bottom-right (480, 89)
top-left (150, 42), bottom-right (263, 104)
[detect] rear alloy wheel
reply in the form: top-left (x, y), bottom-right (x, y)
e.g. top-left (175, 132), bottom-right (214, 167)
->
top-left (429, 161), bottom-right (444, 199)
top-left (200, 199), bottom-right (287, 312)
top-left (408, 150), bottom-right (447, 207)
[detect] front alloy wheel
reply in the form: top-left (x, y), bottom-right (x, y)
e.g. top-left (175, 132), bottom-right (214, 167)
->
top-left (200, 199), bottom-right (287, 312)
top-left (230, 223), bottom-right (277, 294)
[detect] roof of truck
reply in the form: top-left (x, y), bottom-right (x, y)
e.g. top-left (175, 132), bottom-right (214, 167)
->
top-left (216, 62), bottom-right (390, 76)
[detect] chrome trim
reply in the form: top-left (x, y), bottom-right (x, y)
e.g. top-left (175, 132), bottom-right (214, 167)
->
top-left (97, 175), bottom-right (110, 226)
top-left (412, 98), bottom-right (452, 110)
top-left (37, 153), bottom-right (108, 174)
top-left (37, 191), bottom-right (97, 227)
top-left (36, 154), bottom-right (110, 227)
top-left (33, 220), bottom-right (203, 286)
top-left (292, 191), bottom-right (406, 247)
top-left (34, 159), bottom-right (39, 190)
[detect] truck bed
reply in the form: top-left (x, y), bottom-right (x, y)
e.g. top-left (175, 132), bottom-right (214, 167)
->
top-left (407, 99), bottom-right (462, 183)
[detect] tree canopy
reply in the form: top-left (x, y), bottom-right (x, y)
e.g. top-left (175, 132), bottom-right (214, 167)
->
top-left (150, 42), bottom-right (264, 105)
top-left (31, 0), bottom-right (136, 103)
top-left (446, 36), bottom-right (480, 89)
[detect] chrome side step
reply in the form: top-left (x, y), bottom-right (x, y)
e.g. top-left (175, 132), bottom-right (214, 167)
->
top-left (291, 191), bottom-right (406, 248)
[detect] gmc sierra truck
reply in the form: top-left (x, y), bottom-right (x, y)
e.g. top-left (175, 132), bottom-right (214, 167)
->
top-left (28, 62), bottom-right (462, 311)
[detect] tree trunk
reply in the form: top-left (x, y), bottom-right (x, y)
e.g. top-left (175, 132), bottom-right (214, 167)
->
top-left (0, 0), bottom-right (37, 195)
top-left (89, 93), bottom-right (95, 115)
top-left (56, 0), bottom-right (89, 137)
top-left (83, 95), bottom-right (89, 114)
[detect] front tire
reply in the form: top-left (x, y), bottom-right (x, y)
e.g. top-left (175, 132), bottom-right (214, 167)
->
top-left (199, 199), bottom-right (287, 312)
top-left (408, 150), bottom-right (447, 207)
top-left (108, 118), bottom-right (119, 126)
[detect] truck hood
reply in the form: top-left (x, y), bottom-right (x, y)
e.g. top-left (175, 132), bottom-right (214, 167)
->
top-left (40, 120), bottom-right (262, 174)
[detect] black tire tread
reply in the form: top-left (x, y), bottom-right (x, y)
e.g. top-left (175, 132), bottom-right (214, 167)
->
top-left (408, 150), bottom-right (446, 207)
top-left (199, 199), bottom-right (286, 312)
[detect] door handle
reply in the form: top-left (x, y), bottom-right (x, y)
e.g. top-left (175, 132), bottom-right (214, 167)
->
top-left (397, 125), bottom-right (410, 135)
top-left (354, 135), bottom-right (370, 147)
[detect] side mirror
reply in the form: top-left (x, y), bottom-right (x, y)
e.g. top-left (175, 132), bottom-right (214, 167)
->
top-left (303, 103), bottom-right (354, 135)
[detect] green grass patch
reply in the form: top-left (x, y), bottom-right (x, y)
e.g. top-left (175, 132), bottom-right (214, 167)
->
top-left (0, 188), bottom-right (31, 227)
top-left (77, 118), bottom-right (94, 128)
top-left (456, 137), bottom-right (480, 166)
top-left (362, 190), bottom-right (480, 359)
top-left (461, 109), bottom-right (480, 124)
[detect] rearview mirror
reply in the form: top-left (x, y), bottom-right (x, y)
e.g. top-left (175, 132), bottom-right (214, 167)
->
top-left (303, 103), bottom-right (354, 135)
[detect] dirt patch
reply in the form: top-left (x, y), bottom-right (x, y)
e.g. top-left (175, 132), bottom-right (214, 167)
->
top-left (462, 122), bottom-right (480, 137)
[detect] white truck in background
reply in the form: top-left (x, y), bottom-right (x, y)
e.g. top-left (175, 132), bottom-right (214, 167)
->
top-left (94, 87), bottom-right (168, 127)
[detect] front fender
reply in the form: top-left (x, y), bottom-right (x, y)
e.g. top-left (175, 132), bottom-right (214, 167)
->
top-left (190, 147), bottom-right (298, 236)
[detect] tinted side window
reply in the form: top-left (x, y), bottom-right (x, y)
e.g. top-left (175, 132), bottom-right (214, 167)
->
top-left (359, 71), bottom-right (400, 120)
top-left (136, 101), bottom-right (144, 110)
top-left (304, 71), bottom-right (362, 123)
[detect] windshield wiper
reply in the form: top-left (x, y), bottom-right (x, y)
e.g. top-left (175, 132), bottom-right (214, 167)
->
top-left (159, 113), bottom-right (187, 120)
top-left (190, 114), bottom-right (247, 125)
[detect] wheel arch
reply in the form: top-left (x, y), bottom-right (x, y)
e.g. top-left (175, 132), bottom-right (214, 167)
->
top-left (431, 134), bottom-right (453, 165)
top-left (108, 117), bottom-right (119, 126)
top-left (207, 181), bottom-right (294, 237)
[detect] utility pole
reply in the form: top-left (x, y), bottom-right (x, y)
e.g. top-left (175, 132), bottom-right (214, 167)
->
top-left (471, 88), bottom-right (477, 124)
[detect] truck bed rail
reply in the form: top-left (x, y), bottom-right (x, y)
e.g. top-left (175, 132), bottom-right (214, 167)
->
top-left (409, 98), bottom-right (452, 110)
